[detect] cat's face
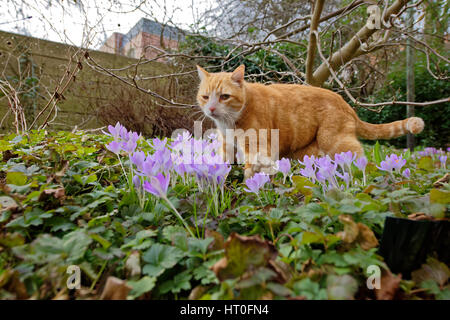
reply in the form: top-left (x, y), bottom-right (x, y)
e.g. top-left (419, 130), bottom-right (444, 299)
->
top-left (196, 65), bottom-right (246, 123)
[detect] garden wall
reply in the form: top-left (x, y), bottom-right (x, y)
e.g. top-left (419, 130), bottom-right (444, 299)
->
top-left (0, 30), bottom-right (197, 135)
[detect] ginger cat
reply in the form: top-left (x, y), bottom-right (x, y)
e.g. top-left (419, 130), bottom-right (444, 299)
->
top-left (196, 65), bottom-right (425, 178)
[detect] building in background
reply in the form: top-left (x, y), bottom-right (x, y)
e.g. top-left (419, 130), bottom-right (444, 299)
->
top-left (100, 18), bottom-right (184, 60)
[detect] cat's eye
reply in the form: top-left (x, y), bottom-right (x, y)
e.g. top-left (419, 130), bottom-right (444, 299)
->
top-left (220, 94), bottom-right (230, 100)
top-left (202, 95), bottom-right (209, 100)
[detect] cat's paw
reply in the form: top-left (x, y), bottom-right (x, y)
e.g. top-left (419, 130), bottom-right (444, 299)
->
top-left (254, 154), bottom-right (277, 175)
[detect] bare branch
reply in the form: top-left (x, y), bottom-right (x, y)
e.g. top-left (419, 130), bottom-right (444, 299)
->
top-left (305, 0), bottom-right (325, 84)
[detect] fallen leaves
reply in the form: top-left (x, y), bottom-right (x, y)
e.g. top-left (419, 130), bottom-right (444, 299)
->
top-left (375, 269), bottom-right (402, 300)
top-left (0, 196), bottom-right (18, 213)
top-left (337, 215), bottom-right (379, 250)
top-left (0, 270), bottom-right (29, 299)
top-left (432, 173), bottom-right (449, 188)
top-left (411, 257), bottom-right (449, 287)
top-left (407, 212), bottom-right (435, 221)
top-left (211, 233), bottom-right (277, 281)
top-left (100, 277), bottom-right (132, 300)
top-left (38, 187), bottom-right (66, 201)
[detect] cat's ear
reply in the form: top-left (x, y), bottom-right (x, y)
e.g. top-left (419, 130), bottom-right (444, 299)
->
top-left (197, 65), bottom-right (209, 81)
top-left (231, 65), bottom-right (245, 86)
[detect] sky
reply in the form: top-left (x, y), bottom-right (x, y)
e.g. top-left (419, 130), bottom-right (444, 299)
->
top-left (0, 0), bottom-right (213, 49)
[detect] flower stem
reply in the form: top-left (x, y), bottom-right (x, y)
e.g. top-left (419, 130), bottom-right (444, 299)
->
top-left (162, 195), bottom-right (195, 238)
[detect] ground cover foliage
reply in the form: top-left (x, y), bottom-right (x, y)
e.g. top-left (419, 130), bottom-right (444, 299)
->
top-left (0, 126), bottom-right (449, 300)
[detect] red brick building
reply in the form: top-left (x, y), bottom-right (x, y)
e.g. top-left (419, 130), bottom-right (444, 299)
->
top-left (100, 18), bottom-right (184, 60)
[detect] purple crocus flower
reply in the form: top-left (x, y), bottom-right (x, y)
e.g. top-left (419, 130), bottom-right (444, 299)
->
top-left (133, 175), bottom-right (141, 189)
top-left (300, 155), bottom-right (316, 168)
top-left (141, 157), bottom-right (158, 177)
top-left (334, 151), bottom-right (356, 169)
top-left (336, 171), bottom-right (350, 187)
top-left (105, 122), bottom-right (123, 139)
top-left (355, 157), bottom-right (368, 171)
top-left (275, 158), bottom-right (291, 175)
top-left (390, 154), bottom-right (406, 171)
top-left (274, 158), bottom-right (291, 183)
top-left (244, 173), bottom-right (270, 194)
top-left (130, 151), bottom-right (146, 171)
top-left (439, 155), bottom-right (447, 168)
top-left (208, 163), bottom-right (231, 186)
top-left (119, 125), bottom-right (130, 141)
top-left (402, 168), bottom-right (410, 179)
top-left (152, 137), bottom-right (168, 151)
top-left (377, 154), bottom-right (406, 172)
top-left (148, 148), bottom-right (172, 174)
top-left (315, 156), bottom-right (337, 182)
top-left (122, 139), bottom-right (137, 153)
top-left (355, 156), bottom-right (368, 185)
top-left (143, 172), bottom-right (170, 198)
top-left (377, 159), bottom-right (393, 172)
top-left (106, 140), bottom-right (121, 154)
top-left (299, 165), bottom-right (316, 181)
top-left (425, 147), bottom-right (437, 156)
top-left (128, 131), bottom-right (141, 143)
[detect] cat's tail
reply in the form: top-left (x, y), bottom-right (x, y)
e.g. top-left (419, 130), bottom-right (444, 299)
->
top-left (355, 117), bottom-right (425, 140)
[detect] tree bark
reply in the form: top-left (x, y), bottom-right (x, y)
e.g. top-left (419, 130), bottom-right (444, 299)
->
top-left (305, 0), bottom-right (325, 85)
top-left (311, 0), bottom-right (411, 86)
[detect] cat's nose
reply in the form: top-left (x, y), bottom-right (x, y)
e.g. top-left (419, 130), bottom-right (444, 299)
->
top-left (209, 106), bottom-right (216, 113)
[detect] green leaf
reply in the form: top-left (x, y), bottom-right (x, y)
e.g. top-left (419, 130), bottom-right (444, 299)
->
top-left (327, 274), bottom-right (359, 300)
top-left (90, 233), bottom-right (112, 249)
top-left (127, 276), bottom-right (156, 299)
top-left (301, 231), bottom-right (324, 245)
top-left (62, 230), bottom-right (93, 263)
top-left (417, 156), bottom-right (434, 171)
top-left (293, 278), bottom-right (327, 300)
top-left (373, 141), bottom-right (384, 165)
top-left (429, 189), bottom-right (450, 205)
top-left (6, 171), bottom-right (27, 186)
top-left (291, 176), bottom-right (317, 196)
top-left (159, 271), bottom-right (192, 294)
top-left (142, 244), bottom-right (185, 277)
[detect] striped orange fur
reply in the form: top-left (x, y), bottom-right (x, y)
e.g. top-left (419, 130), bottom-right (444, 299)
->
top-left (196, 65), bottom-right (425, 176)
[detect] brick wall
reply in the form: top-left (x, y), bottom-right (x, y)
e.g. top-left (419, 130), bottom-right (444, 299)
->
top-left (115, 31), bottom-right (179, 60)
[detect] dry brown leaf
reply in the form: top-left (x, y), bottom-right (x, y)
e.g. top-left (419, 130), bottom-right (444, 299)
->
top-left (55, 160), bottom-right (70, 177)
top-left (337, 215), bottom-right (359, 243)
top-left (411, 257), bottom-right (450, 287)
top-left (211, 233), bottom-right (278, 282)
top-left (52, 288), bottom-right (69, 300)
top-left (356, 223), bottom-right (379, 250)
top-left (375, 269), bottom-right (401, 300)
top-left (188, 285), bottom-right (208, 300)
top-left (205, 229), bottom-right (224, 251)
top-left (433, 173), bottom-right (449, 188)
top-left (0, 196), bottom-right (18, 213)
top-left (2, 150), bottom-right (19, 162)
top-left (211, 257), bottom-right (228, 278)
top-left (268, 260), bottom-right (292, 284)
top-left (5, 271), bottom-right (29, 299)
top-left (408, 212), bottom-right (435, 221)
top-left (38, 187), bottom-right (66, 204)
top-left (100, 276), bottom-right (132, 300)
top-left (338, 215), bottom-right (378, 250)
